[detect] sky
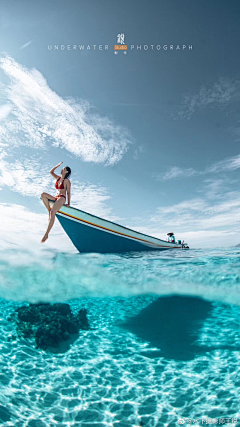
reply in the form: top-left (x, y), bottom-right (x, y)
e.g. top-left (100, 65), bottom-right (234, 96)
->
top-left (0, 0), bottom-right (240, 252)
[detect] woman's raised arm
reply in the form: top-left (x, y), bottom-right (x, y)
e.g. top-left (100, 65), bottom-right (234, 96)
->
top-left (50, 162), bottom-right (63, 179)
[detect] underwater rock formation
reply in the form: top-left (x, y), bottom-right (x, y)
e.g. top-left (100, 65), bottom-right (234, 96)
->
top-left (10, 302), bottom-right (89, 352)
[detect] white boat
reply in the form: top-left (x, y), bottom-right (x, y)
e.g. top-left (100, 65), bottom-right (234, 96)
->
top-left (47, 199), bottom-right (189, 253)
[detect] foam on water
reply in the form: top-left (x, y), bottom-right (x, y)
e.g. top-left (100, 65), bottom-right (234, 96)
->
top-left (0, 247), bottom-right (239, 305)
top-left (1, 247), bottom-right (240, 426)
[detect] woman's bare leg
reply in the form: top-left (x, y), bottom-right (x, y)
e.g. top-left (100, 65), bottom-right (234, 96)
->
top-left (41, 193), bottom-right (56, 219)
top-left (41, 197), bottom-right (65, 243)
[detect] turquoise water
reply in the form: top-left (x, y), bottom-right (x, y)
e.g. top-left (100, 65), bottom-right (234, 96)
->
top-left (0, 247), bottom-right (240, 426)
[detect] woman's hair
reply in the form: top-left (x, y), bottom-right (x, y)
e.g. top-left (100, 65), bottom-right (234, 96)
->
top-left (65, 166), bottom-right (71, 179)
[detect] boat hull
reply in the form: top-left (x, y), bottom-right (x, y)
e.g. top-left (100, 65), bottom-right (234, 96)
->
top-left (48, 200), bottom-right (185, 254)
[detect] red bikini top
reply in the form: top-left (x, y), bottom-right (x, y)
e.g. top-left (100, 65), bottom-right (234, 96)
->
top-left (55, 178), bottom-right (65, 190)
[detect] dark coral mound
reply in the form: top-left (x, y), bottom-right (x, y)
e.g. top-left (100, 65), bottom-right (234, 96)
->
top-left (13, 302), bottom-right (90, 352)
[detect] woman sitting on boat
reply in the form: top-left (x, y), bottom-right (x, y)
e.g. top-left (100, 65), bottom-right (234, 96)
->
top-left (41, 162), bottom-right (71, 243)
top-left (167, 232), bottom-right (176, 243)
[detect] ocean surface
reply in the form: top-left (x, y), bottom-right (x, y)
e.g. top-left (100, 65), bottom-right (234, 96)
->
top-left (0, 246), bottom-right (240, 427)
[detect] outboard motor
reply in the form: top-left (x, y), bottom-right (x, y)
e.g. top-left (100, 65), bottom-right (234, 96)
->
top-left (181, 240), bottom-right (189, 249)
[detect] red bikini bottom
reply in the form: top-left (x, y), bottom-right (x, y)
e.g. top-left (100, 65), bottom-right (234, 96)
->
top-left (55, 194), bottom-right (66, 200)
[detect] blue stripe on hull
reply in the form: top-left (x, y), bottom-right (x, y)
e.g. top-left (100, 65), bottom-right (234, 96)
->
top-left (56, 214), bottom-right (171, 254)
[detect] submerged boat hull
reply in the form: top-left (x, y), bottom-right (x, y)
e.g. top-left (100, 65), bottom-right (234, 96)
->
top-left (48, 200), bottom-right (185, 254)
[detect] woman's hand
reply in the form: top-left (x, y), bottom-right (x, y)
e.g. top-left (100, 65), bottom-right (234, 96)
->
top-left (55, 162), bottom-right (63, 168)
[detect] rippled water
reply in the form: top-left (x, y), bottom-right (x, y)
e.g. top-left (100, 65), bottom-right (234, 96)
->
top-left (0, 247), bottom-right (240, 426)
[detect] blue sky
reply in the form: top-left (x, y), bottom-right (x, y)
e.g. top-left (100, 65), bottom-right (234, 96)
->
top-left (0, 0), bottom-right (240, 251)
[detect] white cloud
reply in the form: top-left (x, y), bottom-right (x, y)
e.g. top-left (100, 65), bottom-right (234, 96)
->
top-left (69, 181), bottom-right (123, 222)
top-left (200, 178), bottom-right (225, 200)
top-left (138, 192), bottom-right (240, 247)
top-left (199, 178), bottom-right (238, 200)
top-left (206, 154), bottom-right (240, 173)
top-left (0, 53), bottom-right (132, 165)
top-left (199, 210), bottom-right (240, 229)
top-left (20, 40), bottom-right (33, 50)
top-left (0, 156), bottom-right (52, 197)
top-left (174, 77), bottom-right (240, 120)
top-left (0, 155), bottom-right (121, 221)
top-left (133, 144), bottom-right (146, 160)
top-left (203, 193), bottom-right (240, 214)
top-left (0, 202), bottom-right (77, 253)
top-left (153, 154), bottom-right (240, 181)
top-left (0, 104), bottom-right (12, 121)
top-left (0, 198), bottom-right (123, 257)
top-left (153, 166), bottom-right (198, 181)
top-left (152, 198), bottom-right (207, 216)
top-left (0, 54), bottom-right (131, 225)
top-left (172, 229), bottom-right (238, 248)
